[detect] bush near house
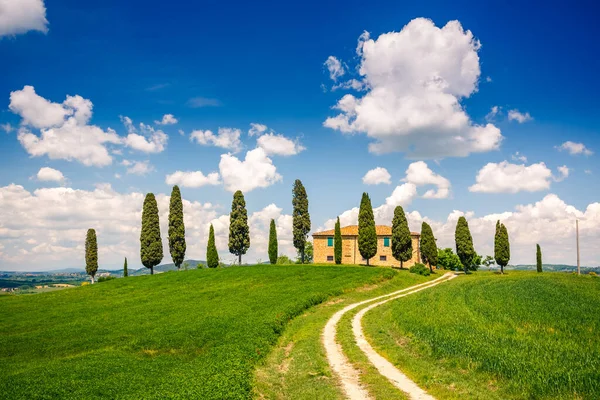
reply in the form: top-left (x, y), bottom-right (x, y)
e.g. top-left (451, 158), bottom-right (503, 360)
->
top-left (409, 263), bottom-right (431, 276)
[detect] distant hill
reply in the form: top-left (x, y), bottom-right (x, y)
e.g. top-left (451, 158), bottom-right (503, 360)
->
top-left (506, 264), bottom-right (600, 273)
top-left (127, 260), bottom-right (206, 276)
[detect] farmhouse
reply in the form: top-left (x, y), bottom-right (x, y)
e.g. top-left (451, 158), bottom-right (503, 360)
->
top-left (312, 225), bottom-right (421, 267)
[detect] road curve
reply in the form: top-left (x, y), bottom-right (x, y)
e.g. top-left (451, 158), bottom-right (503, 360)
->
top-left (322, 272), bottom-right (455, 400)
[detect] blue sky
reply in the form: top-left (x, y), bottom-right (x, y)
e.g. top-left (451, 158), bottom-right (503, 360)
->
top-left (0, 0), bottom-right (599, 270)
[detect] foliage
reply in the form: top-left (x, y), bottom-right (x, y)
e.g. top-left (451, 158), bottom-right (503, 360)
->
top-left (168, 185), bottom-right (186, 269)
top-left (455, 216), bottom-right (475, 273)
top-left (123, 257), bottom-right (128, 277)
top-left (182, 262), bottom-right (190, 271)
top-left (358, 192), bottom-right (377, 265)
top-left (0, 265), bottom-right (397, 399)
top-left (494, 220), bottom-right (511, 273)
top-left (207, 224), bottom-right (219, 268)
top-left (437, 248), bottom-right (463, 271)
top-left (420, 222), bottom-right (437, 272)
top-left (228, 190), bottom-right (250, 265)
top-left (97, 276), bottom-right (116, 283)
top-left (391, 206), bottom-right (412, 269)
top-left (364, 272), bottom-right (600, 399)
top-left (334, 217), bottom-right (342, 264)
top-left (277, 254), bottom-right (294, 265)
top-left (140, 193), bottom-right (163, 275)
top-left (470, 252), bottom-right (482, 271)
top-left (409, 263), bottom-right (431, 276)
top-left (292, 179), bottom-right (311, 263)
top-left (536, 244), bottom-right (543, 273)
top-left (268, 219), bottom-right (277, 265)
top-left (482, 255), bottom-right (495, 269)
top-left (85, 229), bottom-right (98, 283)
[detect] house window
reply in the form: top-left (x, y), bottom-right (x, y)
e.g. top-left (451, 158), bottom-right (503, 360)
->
top-left (380, 255), bottom-right (387, 261)
top-left (383, 237), bottom-right (390, 247)
top-left (327, 255), bottom-right (334, 261)
top-left (327, 237), bottom-right (333, 247)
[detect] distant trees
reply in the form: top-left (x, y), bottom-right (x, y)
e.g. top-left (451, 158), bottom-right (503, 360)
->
top-left (437, 248), bottom-right (462, 271)
top-left (295, 241), bottom-right (314, 264)
top-left (229, 190), bottom-right (250, 265)
top-left (358, 192), bottom-right (377, 266)
top-left (268, 219), bottom-right (278, 265)
top-left (140, 193), bottom-right (163, 275)
top-left (334, 217), bottom-right (342, 264)
top-left (207, 224), bottom-right (219, 268)
top-left (494, 221), bottom-right (510, 274)
top-left (277, 254), bottom-right (294, 264)
top-left (536, 244), bottom-right (543, 273)
top-left (85, 229), bottom-right (98, 284)
top-left (482, 255), bottom-right (495, 270)
top-left (455, 216), bottom-right (475, 274)
top-left (123, 257), bottom-right (128, 277)
top-left (168, 185), bottom-right (186, 270)
top-left (391, 206), bottom-right (412, 269)
top-left (420, 222), bottom-right (438, 273)
top-left (292, 180), bottom-right (311, 264)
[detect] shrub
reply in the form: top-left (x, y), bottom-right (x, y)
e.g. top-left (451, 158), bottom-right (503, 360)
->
top-left (409, 263), bottom-right (431, 276)
top-left (589, 271), bottom-right (597, 277)
top-left (98, 276), bottom-right (116, 283)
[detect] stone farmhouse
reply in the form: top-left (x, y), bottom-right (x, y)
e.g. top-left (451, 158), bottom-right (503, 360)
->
top-left (312, 225), bottom-right (421, 267)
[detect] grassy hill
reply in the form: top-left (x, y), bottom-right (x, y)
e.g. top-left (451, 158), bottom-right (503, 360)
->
top-left (0, 264), bottom-right (395, 399)
top-left (364, 271), bottom-right (600, 399)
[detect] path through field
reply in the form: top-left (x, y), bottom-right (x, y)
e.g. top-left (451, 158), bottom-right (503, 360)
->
top-left (322, 272), bottom-right (456, 400)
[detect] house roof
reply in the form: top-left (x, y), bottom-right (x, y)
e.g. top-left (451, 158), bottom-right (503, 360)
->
top-left (312, 225), bottom-right (420, 237)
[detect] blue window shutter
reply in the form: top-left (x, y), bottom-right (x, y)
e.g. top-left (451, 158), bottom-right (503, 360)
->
top-left (384, 237), bottom-right (390, 247)
top-left (328, 237), bottom-right (333, 247)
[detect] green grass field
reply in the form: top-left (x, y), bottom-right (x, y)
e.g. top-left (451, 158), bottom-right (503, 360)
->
top-left (364, 272), bottom-right (600, 399)
top-left (0, 264), bottom-right (396, 399)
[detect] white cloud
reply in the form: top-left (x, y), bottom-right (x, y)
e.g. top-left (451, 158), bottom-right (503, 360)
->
top-left (0, 0), bottom-right (48, 37)
top-left (190, 128), bottom-right (242, 152)
top-left (248, 123), bottom-right (268, 137)
top-left (154, 114), bottom-right (178, 125)
top-left (556, 141), bottom-right (593, 156)
top-left (165, 170), bottom-right (221, 188)
top-left (554, 165), bottom-right (570, 182)
top-left (123, 160), bottom-right (154, 176)
top-left (186, 97), bottom-right (222, 108)
top-left (1, 123), bottom-right (14, 133)
top-left (219, 148), bottom-right (282, 193)
top-left (507, 109), bottom-right (533, 123)
top-left (511, 151), bottom-right (527, 163)
top-left (332, 79), bottom-right (367, 91)
top-left (11, 86), bottom-right (123, 167)
top-left (362, 167), bottom-right (391, 185)
top-left (469, 161), bottom-right (553, 193)
top-left (404, 161), bottom-right (451, 199)
top-left (121, 118), bottom-right (168, 154)
top-left (486, 76), bottom-right (492, 83)
top-left (485, 106), bottom-right (501, 121)
top-left (256, 133), bottom-right (305, 156)
top-left (585, 169), bottom-right (592, 175)
top-left (36, 167), bottom-right (65, 183)
top-left (323, 18), bottom-right (503, 158)
top-left (324, 56), bottom-right (345, 82)
top-left (178, 129), bottom-right (185, 136)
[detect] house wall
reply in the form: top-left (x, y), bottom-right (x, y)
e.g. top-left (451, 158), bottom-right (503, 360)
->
top-left (313, 234), bottom-right (421, 267)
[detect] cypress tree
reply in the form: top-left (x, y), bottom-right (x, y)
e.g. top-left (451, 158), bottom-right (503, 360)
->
top-left (140, 193), bottom-right (163, 275)
top-left (268, 219), bottom-right (278, 265)
top-left (455, 216), bottom-right (475, 274)
top-left (123, 257), bottom-right (128, 277)
top-left (536, 244), bottom-right (543, 273)
top-left (207, 224), bottom-right (219, 268)
top-left (391, 206), bottom-right (412, 269)
top-left (85, 229), bottom-right (98, 284)
top-left (229, 190), bottom-right (250, 265)
top-left (358, 192), bottom-right (377, 266)
top-left (494, 220), bottom-right (510, 274)
top-left (292, 179), bottom-right (311, 263)
top-left (420, 222), bottom-right (438, 273)
top-left (334, 217), bottom-right (342, 264)
top-left (168, 185), bottom-right (186, 270)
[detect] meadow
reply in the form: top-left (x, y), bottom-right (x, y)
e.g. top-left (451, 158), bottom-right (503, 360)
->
top-left (363, 272), bottom-right (600, 399)
top-left (0, 264), bottom-right (395, 399)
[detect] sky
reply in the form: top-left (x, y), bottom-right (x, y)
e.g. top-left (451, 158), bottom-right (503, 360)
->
top-left (0, 0), bottom-right (599, 271)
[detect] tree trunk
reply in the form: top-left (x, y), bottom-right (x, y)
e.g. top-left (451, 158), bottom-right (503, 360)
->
top-left (301, 248), bottom-right (305, 264)
top-left (151, 266), bottom-right (154, 275)
top-left (429, 262), bottom-right (433, 273)
top-left (366, 258), bottom-right (370, 266)
top-left (91, 275), bottom-right (95, 284)
top-left (501, 264), bottom-right (504, 274)
top-left (400, 260), bottom-right (403, 270)
top-left (239, 254), bottom-right (242, 265)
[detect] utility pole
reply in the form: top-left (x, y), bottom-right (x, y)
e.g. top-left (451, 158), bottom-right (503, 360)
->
top-left (576, 219), bottom-right (580, 275)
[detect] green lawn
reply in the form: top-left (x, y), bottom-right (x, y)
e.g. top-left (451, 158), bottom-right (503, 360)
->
top-left (363, 272), bottom-right (600, 399)
top-left (0, 264), bottom-right (395, 399)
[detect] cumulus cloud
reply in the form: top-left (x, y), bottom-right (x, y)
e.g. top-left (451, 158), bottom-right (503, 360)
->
top-left (324, 56), bottom-right (345, 82)
top-left (256, 133), bottom-right (305, 156)
top-left (362, 167), bottom-right (391, 185)
top-left (554, 165), bottom-right (570, 182)
top-left (122, 160), bottom-right (154, 176)
top-left (248, 123), bottom-right (268, 137)
top-left (36, 167), bottom-right (65, 183)
top-left (11, 86), bottom-right (123, 166)
top-left (154, 114), bottom-right (178, 125)
top-left (403, 161), bottom-right (451, 199)
top-left (511, 151), bottom-right (527, 163)
top-left (219, 148), bottom-right (282, 193)
top-left (507, 109), bottom-right (533, 123)
top-left (165, 170), bottom-right (221, 188)
top-left (0, 0), bottom-right (48, 37)
top-left (122, 121), bottom-right (168, 154)
top-left (556, 141), bottom-right (593, 156)
top-left (469, 161), bottom-right (553, 193)
top-left (323, 18), bottom-right (503, 158)
top-left (1, 123), bottom-right (13, 133)
top-left (190, 128), bottom-right (242, 153)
